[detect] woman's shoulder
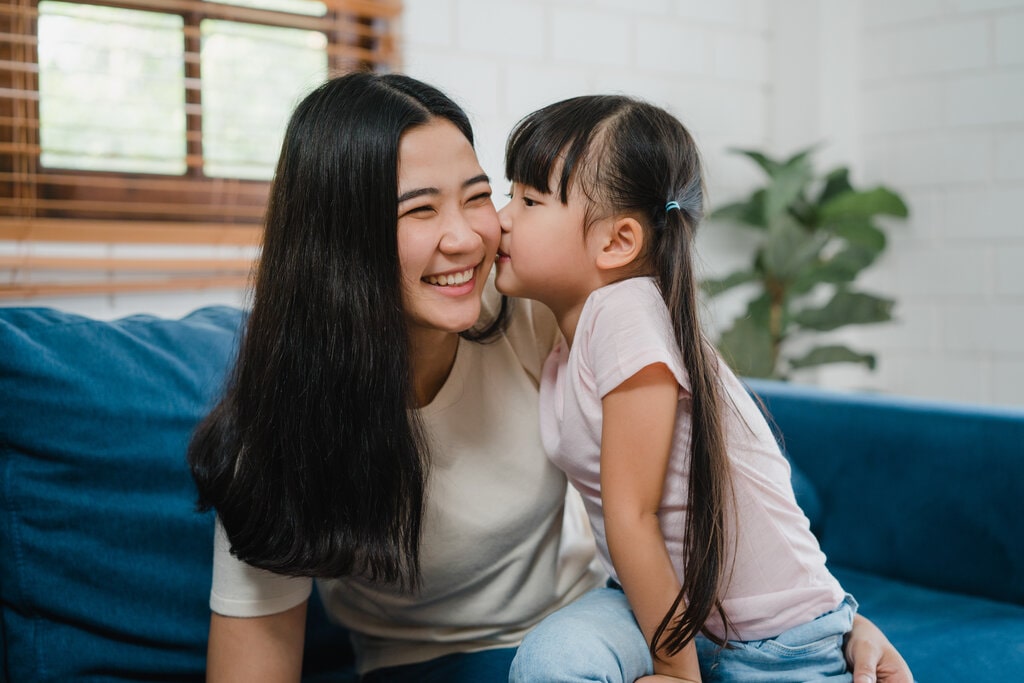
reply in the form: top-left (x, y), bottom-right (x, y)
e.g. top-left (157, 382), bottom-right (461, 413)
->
top-left (479, 276), bottom-right (561, 385)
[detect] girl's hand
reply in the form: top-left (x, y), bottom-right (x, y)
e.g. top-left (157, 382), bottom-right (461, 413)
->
top-left (845, 615), bottom-right (913, 683)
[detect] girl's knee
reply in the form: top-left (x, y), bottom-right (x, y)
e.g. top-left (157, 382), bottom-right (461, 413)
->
top-left (509, 591), bottom-right (652, 683)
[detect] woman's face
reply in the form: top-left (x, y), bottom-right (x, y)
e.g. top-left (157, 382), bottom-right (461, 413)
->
top-left (396, 118), bottom-right (499, 339)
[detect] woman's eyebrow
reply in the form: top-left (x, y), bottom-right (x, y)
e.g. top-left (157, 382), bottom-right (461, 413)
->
top-left (397, 174), bottom-right (491, 204)
top-left (397, 187), bottom-right (437, 204)
top-left (463, 173), bottom-right (490, 188)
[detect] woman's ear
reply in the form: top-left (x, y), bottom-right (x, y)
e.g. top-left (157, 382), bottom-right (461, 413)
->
top-left (595, 217), bottom-right (644, 271)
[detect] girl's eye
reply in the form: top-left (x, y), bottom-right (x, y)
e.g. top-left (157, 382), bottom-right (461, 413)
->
top-left (523, 196), bottom-right (537, 207)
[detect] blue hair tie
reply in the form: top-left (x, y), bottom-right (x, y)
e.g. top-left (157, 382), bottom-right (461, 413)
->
top-left (665, 201), bottom-right (681, 213)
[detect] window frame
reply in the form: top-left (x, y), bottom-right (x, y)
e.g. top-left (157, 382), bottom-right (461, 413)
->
top-left (1, 0), bottom-right (399, 298)
top-left (1, 0), bottom-right (400, 226)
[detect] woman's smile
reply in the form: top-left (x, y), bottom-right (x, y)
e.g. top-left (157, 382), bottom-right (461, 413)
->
top-left (423, 265), bottom-right (476, 288)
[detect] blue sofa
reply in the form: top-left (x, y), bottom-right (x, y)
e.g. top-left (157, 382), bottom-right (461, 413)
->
top-left (1, 306), bottom-right (1022, 681)
top-left (745, 378), bottom-right (1024, 681)
top-left (0, 306), bottom-right (356, 682)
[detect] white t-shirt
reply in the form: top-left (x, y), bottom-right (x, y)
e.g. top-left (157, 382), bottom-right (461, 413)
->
top-left (540, 276), bottom-right (844, 642)
top-left (211, 296), bottom-right (602, 673)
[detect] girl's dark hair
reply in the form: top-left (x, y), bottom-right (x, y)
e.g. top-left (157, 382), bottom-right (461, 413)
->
top-left (188, 72), bottom-right (506, 589)
top-left (506, 96), bottom-right (733, 654)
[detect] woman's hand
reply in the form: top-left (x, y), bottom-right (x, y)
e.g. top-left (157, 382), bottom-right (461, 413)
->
top-left (845, 614), bottom-right (913, 683)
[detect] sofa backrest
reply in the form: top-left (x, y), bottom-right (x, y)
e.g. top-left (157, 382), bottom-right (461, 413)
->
top-left (0, 306), bottom-right (353, 682)
top-left (747, 378), bottom-right (1024, 607)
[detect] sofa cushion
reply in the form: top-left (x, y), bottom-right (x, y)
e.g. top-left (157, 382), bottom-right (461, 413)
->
top-left (833, 565), bottom-right (1024, 682)
top-left (0, 307), bottom-right (354, 682)
top-left (0, 307), bottom-right (242, 680)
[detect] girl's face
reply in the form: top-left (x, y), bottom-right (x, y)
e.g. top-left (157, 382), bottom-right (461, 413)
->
top-left (396, 118), bottom-right (499, 339)
top-left (495, 181), bottom-right (599, 317)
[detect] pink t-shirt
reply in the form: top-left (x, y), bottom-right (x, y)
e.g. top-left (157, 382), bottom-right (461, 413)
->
top-left (539, 276), bottom-right (845, 641)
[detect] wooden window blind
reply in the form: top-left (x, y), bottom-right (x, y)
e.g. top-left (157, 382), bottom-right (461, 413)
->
top-left (1, 0), bottom-right (401, 298)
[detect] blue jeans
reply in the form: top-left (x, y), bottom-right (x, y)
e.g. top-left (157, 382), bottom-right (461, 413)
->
top-left (509, 586), bottom-right (857, 683)
top-left (360, 647), bottom-right (517, 683)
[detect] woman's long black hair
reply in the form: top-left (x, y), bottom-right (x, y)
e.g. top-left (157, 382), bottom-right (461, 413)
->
top-left (188, 72), bottom-right (506, 590)
top-left (506, 96), bottom-right (733, 654)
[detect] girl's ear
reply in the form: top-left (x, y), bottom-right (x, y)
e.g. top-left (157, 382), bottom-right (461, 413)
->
top-left (595, 216), bottom-right (644, 271)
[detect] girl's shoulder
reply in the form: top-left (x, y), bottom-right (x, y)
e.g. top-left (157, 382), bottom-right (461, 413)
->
top-left (587, 276), bottom-right (662, 311)
top-left (580, 276), bottom-right (668, 342)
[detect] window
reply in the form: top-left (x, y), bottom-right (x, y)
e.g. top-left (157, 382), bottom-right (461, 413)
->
top-left (1, 0), bottom-right (401, 227)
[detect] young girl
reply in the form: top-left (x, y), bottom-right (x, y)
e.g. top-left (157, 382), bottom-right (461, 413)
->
top-left (496, 95), bottom-right (863, 683)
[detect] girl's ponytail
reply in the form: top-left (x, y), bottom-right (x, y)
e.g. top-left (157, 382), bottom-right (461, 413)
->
top-left (650, 196), bottom-right (733, 655)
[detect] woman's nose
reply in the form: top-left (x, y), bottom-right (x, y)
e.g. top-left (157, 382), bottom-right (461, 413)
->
top-left (440, 211), bottom-right (481, 252)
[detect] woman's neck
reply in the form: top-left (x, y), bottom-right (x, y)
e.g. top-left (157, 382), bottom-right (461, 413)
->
top-left (408, 329), bottom-right (460, 408)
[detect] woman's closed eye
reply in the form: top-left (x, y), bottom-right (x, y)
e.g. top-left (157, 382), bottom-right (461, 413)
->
top-left (401, 204), bottom-right (437, 219)
top-left (466, 189), bottom-right (492, 206)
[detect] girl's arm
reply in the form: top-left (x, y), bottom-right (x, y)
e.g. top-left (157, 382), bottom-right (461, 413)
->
top-left (601, 363), bottom-right (701, 683)
top-left (206, 600), bottom-right (308, 683)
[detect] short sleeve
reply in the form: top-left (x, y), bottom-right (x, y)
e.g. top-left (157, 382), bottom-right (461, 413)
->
top-left (210, 518), bottom-right (313, 617)
top-left (585, 279), bottom-right (688, 399)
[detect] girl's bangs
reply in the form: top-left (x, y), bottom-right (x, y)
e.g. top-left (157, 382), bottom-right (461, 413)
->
top-left (505, 110), bottom-right (594, 203)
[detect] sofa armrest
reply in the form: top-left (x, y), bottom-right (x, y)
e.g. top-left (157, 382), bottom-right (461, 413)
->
top-left (745, 378), bottom-right (1024, 607)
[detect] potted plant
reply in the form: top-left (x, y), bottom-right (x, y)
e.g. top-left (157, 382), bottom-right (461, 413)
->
top-left (704, 147), bottom-right (909, 379)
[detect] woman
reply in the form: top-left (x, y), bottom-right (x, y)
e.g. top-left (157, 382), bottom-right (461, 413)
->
top-left (188, 72), bottom-right (911, 683)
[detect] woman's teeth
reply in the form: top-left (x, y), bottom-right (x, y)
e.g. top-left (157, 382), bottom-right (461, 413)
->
top-left (424, 268), bottom-right (474, 286)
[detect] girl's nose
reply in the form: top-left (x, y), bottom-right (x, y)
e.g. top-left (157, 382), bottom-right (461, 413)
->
top-left (497, 203), bottom-right (511, 232)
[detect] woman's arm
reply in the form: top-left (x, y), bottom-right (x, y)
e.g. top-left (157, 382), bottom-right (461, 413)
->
top-left (845, 614), bottom-right (914, 683)
top-left (602, 363), bottom-right (700, 683)
top-left (206, 600), bottom-right (308, 683)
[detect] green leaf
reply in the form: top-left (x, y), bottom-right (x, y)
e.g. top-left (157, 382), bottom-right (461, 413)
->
top-left (717, 316), bottom-right (776, 379)
top-left (817, 167), bottom-right (854, 205)
top-left (701, 269), bottom-right (759, 298)
top-left (819, 187), bottom-right (909, 223)
top-left (763, 213), bottom-right (829, 280)
top-left (792, 289), bottom-right (895, 331)
top-left (832, 221), bottom-right (887, 253)
top-left (710, 191), bottom-right (768, 228)
top-left (730, 148), bottom-right (784, 177)
top-left (817, 246), bottom-right (879, 284)
top-left (788, 344), bottom-right (876, 370)
top-left (783, 146), bottom-right (820, 166)
top-left (764, 155), bottom-right (814, 221)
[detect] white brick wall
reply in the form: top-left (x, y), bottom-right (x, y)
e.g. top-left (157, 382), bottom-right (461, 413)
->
top-left (403, 0), bottom-right (1024, 407)
top-left (402, 0), bottom-right (772, 198)
top-left (6, 0), bottom-right (1019, 407)
top-left (833, 0), bottom-right (1024, 406)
